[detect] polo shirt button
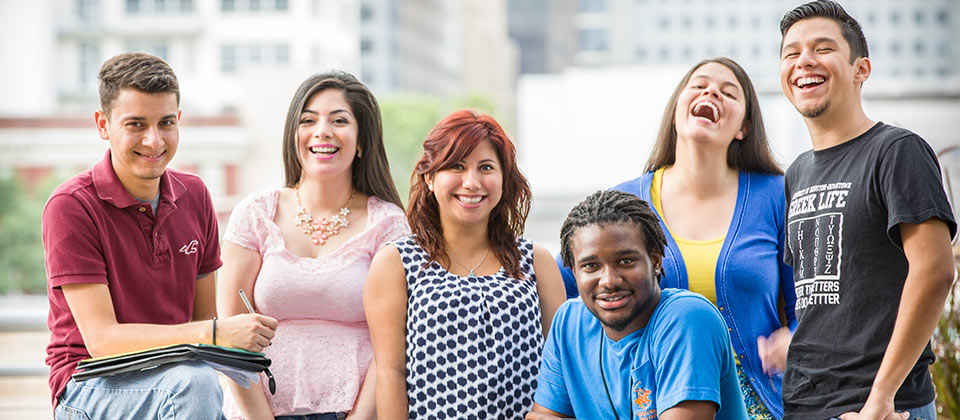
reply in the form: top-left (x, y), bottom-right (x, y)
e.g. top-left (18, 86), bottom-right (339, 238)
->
top-left (139, 207), bottom-right (146, 212)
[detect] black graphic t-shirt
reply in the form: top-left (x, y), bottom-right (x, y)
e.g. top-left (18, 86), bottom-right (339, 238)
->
top-left (782, 122), bottom-right (956, 419)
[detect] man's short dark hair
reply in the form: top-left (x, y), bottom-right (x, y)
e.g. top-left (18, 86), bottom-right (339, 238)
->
top-left (559, 190), bottom-right (667, 277)
top-left (780, 0), bottom-right (869, 63)
top-left (98, 52), bottom-right (180, 117)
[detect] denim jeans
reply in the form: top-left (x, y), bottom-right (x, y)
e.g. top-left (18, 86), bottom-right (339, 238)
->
top-left (55, 361), bottom-right (226, 420)
top-left (275, 413), bottom-right (347, 420)
top-left (827, 400), bottom-right (937, 420)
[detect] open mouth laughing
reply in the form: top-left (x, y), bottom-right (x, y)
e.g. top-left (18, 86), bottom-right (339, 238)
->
top-left (795, 76), bottom-right (826, 90)
top-left (692, 101), bottom-right (720, 123)
top-left (456, 194), bottom-right (485, 206)
top-left (308, 144), bottom-right (340, 159)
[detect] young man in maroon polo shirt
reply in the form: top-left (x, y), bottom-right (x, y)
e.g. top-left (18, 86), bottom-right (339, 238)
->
top-left (42, 52), bottom-right (278, 419)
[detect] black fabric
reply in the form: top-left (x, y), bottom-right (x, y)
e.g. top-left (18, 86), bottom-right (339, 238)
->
top-left (782, 122), bottom-right (956, 419)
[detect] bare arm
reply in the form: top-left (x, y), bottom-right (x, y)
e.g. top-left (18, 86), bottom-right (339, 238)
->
top-left (346, 361), bottom-right (378, 420)
top-left (659, 400), bottom-right (718, 420)
top-left (533, 244), bottom-right (566, 336)
top-left (364, 245), bottom-right (410, 419)
top-left (526, 402), bottom-right (573, 419)
top-left (216, 241), bottom-right (276, 420)
top-left (841, 219), bottom-right (955, 420)
top-left (61, 282), bottom-right (277, 358)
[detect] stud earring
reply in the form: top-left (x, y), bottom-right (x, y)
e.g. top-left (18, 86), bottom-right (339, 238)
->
top-left (427, 183), bottom-right (433, 191)
top-left (356, 149), bottom-right (363, 159)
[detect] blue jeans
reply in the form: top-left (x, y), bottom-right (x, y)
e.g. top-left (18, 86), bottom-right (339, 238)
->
top-left (55, 361), bottom-right (226, 420)
top-left (828, 400), bottom-right (937, 420)
top-left (275, 414), bottom-right (346, 420)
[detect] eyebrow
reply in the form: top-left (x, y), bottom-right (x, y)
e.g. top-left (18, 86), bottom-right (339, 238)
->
top-left (782, 36), bottom-right (839, 51)
top-left (301, 108), bottom-right (352, 116)
top-left (691, 75), bottom-right (740, 91)
top-left (122, 114), bottom-right (177, 122)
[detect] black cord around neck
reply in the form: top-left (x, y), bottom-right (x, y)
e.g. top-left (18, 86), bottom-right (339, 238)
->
top-left (599, 334), bottom-right (621, 420)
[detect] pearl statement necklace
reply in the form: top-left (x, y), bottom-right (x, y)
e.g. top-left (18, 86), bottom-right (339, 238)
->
top-left (293, 187), bottom-right (354, 246)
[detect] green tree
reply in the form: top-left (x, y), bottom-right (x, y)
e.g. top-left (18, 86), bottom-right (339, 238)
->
top-left (379, 93), bottom-right (498, 203)
top-left (0, 175), bottom-right (57, 294)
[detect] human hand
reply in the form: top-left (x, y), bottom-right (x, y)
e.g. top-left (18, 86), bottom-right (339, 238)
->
top-left (839, 398), bottom-right (907, 420)
top-left (757, 326), bottom-right (792, 375)
top-left (216, 313), bottom-right (278, 352)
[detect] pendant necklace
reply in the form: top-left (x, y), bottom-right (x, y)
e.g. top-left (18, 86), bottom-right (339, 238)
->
top-left (448, 247), bottom-right (490, 278)
top-left (293, 187), bottom-right (354, 246)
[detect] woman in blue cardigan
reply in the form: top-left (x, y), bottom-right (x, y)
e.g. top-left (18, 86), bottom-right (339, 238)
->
top-left (557, 57), bottom-right (796, 419)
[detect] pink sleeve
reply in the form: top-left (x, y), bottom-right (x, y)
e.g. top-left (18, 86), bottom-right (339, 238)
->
top-left (375, 201), bottom-right (411, 248)
top-left (223, 191), bottom-right (270, 253)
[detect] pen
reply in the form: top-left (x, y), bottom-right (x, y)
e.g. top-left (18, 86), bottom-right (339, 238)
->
top-left (238, 289), bottom-right (256, 314)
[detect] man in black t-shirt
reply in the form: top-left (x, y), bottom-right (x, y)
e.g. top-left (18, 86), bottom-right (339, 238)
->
top-left (771, 1), bottom-right (957, 420)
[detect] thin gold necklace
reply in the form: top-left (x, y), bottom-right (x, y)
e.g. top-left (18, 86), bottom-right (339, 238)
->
top-left (448, 247), bottom-right (490, 278)
top-left (293, 187), bottom-right (354, 246)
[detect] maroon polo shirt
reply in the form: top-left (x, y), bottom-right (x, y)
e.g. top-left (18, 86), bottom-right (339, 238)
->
top-left (42, 150), bottom-right (222, 406)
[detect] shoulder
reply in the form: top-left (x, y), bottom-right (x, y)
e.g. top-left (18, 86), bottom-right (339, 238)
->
top-left (872, 123), bottom-right (936, 158)
top-left (166, 168), bottom-right (211, 196)
top-left (652, 289), bottom-right (725, 328)
top-left (43, 170), bottom-right (97, 220)
top-left (232, 189), bottom-right (280, 215)
top-left (611, 172), bottom-right (654, 196)
top-left (368, 195), bottom-right (407, 221)
top-left (744, 171), bottom-right (784, 192)
top-left (551, 298), bottom-right (592, 331)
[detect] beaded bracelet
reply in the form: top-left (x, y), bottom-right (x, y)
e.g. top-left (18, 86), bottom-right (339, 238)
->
top-left (212, 316), bottom-right (217, 346)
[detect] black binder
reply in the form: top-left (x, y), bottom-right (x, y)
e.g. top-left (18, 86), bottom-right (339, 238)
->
top-left (72, 343), bottom-right (276, 394)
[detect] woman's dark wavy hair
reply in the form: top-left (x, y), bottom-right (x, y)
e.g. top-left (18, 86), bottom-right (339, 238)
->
top-left (559, 190), bottom-right (666, 279)
top-left (645, 57), bottom-right (782, 175)
top-left (407, 110), bottom-right (532, 279)
top-left (281, 70), bottom-right (402, 207)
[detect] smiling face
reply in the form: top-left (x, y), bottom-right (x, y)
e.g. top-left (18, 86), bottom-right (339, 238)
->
top-left (673, 62), bottom-right (747, 146)
top-left (780, 17), bottom-right (870, 119)
top-left (428, 139), bottom-right (504, 229)
top-left (572, 222), bottom-right (662, 340)
top-left (96, 88), bottom-right (180, 199)
top-left (297, 89), bottom-right (359, 182)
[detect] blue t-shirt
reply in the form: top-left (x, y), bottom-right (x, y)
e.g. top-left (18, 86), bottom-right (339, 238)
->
top-left (534, 289), bottom-right (747, 419)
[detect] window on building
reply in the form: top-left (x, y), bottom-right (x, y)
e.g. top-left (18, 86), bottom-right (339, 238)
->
top-left (913, 10), bottom-right (924, 25)
top-left (249, 0), bottom-right (260, 11)
top-left (578, 0), bottom-right (605, 13)
top-left (125, 41), bottom-right (170, 60)
top-left (682, 45), bottom-right (692, 60)
top-left (361, 38), bottom-right (373, 53)
top-left (914, 40), bottom-right (925, 55)
top-left (937, 67), bottom-right (950, 78)
top-left (77, 0), bottom-right (100, 22)
top-left (682, 15), bottom-right (691, 29)
top-left (181, 0), bottom-right (193, 11)
top-left (658, 16), bottom-right (670, 30)
top-left (79, 42), bottom-right (101, 88)
top-left (578, 29), bottom-right (608, 52)
top-left (126, 0), bottom-right (139, 13)
top-left (222, 0), bottom-right (235, 12)
top-left (937, 40), bottom-right (949, 56)
top-left (890, 41), bottom-right (901, 56)
top-left (221, 45), bottom-right (237, 72)
top-left (636, 47), bottom-right (647, 60)
top-left (727, 15), bottom-right (738, 28)
top-left (361, 5), bottom-right (373, 21)
top-left (866, 11), bottom-right (875, 25)
top-left (705, 15), bottom-right (715, 28)
top-left (275, 0), bottom-right (288, 11)
top-left (937, 9), bottom-right (949, 25)
top-left (890, 10), bottom-right (900, 25)
top-left (275, 44), bottom-right (290, 64)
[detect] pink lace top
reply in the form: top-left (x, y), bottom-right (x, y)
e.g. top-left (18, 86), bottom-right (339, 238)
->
top-left (221, 189), bottom-right (409, 418)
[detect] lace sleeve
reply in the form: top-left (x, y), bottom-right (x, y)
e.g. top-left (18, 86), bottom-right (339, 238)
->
top-left (372, 199), bottom-right (411, 249)
top-left (223, 190), bottom-right (274, 252)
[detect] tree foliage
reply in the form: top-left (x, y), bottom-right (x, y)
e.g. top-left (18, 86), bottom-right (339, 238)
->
top-left (379, 93), bottom-right (498, 204)
top-left (0, 175), bottom-right (57, 294)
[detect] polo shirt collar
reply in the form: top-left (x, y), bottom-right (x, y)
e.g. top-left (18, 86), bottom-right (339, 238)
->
top-left (92, 149), bottom-right (186, 209)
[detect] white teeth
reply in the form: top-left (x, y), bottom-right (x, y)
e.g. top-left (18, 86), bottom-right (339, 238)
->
top-left (310, 146), bottom-right (338, 153)
top-left (796, 76), bottom-right (825, 87)
top-left (458, 195), bottom-right (482, 204)
top-left (599, 295), bottom-right (624, 302)
top-left (692, 101), bottom-right (719, 122)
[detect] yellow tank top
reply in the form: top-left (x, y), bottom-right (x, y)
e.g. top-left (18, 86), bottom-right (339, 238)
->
top-left (650, 167), bottom-right (724, 305)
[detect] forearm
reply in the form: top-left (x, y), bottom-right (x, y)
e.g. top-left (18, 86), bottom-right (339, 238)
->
top-left (375, 370), bottom-right (409, 420)
top-left (869, 270), bottom-right (953, 401)
top-left (227, 380), bottom-right (274, 420)
top-left (84, 319), bottom-right (214, 357)
top-left (347, 362), bottom-right (377, 420)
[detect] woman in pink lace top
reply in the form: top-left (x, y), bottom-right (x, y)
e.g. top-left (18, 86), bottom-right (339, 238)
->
top-left (217, 71), bottom-right (409, 420)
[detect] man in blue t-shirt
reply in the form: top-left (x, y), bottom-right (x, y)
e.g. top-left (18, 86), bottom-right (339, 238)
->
top-left (527, 190), bottom-right (747, 420)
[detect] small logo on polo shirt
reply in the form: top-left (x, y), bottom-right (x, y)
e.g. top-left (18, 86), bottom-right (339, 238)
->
top-left (179, 240), bottom-right (199, 255)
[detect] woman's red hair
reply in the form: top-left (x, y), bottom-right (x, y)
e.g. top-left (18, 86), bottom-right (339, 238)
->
top-left (407, 110), bottom-right (532, 279)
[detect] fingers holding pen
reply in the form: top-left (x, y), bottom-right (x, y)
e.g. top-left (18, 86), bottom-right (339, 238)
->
top-left (218, 313), bottom-right (278, 353)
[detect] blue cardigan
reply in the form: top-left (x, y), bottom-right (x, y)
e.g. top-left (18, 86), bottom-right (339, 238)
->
top-left (557, 171), bottom-right (796, 419)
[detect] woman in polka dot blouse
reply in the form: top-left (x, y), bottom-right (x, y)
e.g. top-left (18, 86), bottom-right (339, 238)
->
top-left (364, 110), bottom-right (567, 419)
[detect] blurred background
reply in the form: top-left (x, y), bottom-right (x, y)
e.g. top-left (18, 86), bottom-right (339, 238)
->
top-left (0, 0), bottom-right (958, 418)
